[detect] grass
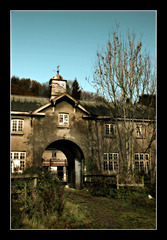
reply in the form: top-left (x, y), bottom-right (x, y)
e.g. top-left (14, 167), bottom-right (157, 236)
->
top-left (11, 187), bottom-right (156, 229)
top-left (64, 188), bottom-right (156, 229)
top-left (21, 198), bottom-right (92, 229)
top-left (11, 174), bottom-right (156, 230)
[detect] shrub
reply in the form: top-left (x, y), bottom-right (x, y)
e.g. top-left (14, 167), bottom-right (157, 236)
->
top-left (86, 177), bottom-right (115, 197)
top-left (11, 167), bottom-right (69, 228)
top-left (55, 185), bottom-right (70, 218)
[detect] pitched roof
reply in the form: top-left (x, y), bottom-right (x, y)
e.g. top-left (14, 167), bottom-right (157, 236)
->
top-left (11, 95), bottom-right (156, 120)
top-left (79, 101), bottom-right (112, 116)
top-left (11, 95), bottom-right (49, 112)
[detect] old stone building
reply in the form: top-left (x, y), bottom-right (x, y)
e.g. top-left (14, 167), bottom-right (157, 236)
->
top-left (11, 70), bottom-right (156, 189)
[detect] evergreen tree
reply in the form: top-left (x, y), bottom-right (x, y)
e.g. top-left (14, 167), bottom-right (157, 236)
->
top-left (71, 78), bottom-right (81, 100)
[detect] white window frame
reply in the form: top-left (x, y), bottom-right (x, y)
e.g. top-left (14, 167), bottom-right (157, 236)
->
top-left (11, 152), bottom-right (26, 173)
top-left (105, 124), bottom-right (115, 135)
top-left (103, 153), bottom-right (119, 172)
top-left (11, 119), bottom-right (24, 133)
top-left (136, 124), bottom-right (146, 137)
top-left (134, 153), bottom-right (149, 173)
top-left (58, 113), bottom-right (69, 126)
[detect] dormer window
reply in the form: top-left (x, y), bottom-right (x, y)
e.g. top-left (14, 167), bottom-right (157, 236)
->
top-left (58, 113), bottom-right (69, 126)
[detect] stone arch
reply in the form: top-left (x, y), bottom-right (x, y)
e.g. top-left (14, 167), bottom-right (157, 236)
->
top-left (43, 139), bottom-right (84, 189)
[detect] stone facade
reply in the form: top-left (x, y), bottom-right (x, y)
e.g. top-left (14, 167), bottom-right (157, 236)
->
top-left (11, 71), bottom-right (156, 189)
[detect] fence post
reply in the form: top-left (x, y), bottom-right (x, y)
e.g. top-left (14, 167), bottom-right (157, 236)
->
top-left (34, 177), bottom-right (37, 188)
top-left (142, 175), bottom-right (144, 187)
top-left (24, 182), bottom-right (27, 208)
top-left (116, 174), bottom-right (119, 190)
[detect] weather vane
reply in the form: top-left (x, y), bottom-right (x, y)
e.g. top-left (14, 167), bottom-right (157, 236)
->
top-left (53, 65), bottom-right (60, 73)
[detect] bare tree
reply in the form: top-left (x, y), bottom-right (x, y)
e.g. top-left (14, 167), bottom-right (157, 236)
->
top-left (91, 24), bottom-right (156, 179)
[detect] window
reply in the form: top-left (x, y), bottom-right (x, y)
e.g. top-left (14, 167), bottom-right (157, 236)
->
top-left (11, 152), bottom-right (26, 173)
top-left (103, 153), bottom-right (107, 160)
top-left (20, 152), bottom-right (26, 159)
top-left (20, 161), bottom-right (25, 171)
top-left (134, 153), bottom-right (149, 173)
top-left (11, 119), bottom-right (24, 133)
top-left (104, 160), bottom-right (108, 171)
top-left (59, 113), bottom-right (69, 126)
top-left (105, 124), bottom-right (115, 136)
top-left (136, 124), bottom-right (146, 137)
top-left (14, 152), bottom-right (19, 159)
top-left (103, 153), bottom-right (119, 172)
top-left (109, 160), bottom-right (113, 170)
top-left (52, 152), bottom-right (57, 158)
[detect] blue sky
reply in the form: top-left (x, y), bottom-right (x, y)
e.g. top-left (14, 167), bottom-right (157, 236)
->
top-left (11, 10), bottom-right (156, 93)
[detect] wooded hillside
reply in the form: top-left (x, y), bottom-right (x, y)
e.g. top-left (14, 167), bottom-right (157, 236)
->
top-left (11, 76), bottom-right (155, 106)
top-left (11, 76), bottom-right (106, 101)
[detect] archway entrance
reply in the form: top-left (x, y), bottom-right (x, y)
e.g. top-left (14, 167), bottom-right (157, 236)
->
top-left (42, 140), bottom-right (84, 189)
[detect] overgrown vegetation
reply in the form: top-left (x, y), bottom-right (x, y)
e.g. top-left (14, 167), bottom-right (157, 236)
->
top-left (85, 173), bottom-right (156, 198)
top-left (11, 167), bottom-right (70, 229)
top-left (67, 187), bottom-right (156, 229)
top-left (11, 167), bottom-right (156, 229)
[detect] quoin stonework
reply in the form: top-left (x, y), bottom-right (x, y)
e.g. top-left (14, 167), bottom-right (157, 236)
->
top-left (11, 70), bottom-right (156, 189)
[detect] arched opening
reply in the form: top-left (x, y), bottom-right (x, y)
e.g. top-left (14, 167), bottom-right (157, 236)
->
top-left (42, 140), bottom-right (84, 189)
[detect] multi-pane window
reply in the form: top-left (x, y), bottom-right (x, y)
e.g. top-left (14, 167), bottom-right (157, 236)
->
top-left (59, 113), bottom-right (69, 126)
top-left (103, 153), bottom-right (108, 170)
top-left (11, 119), bottom-right (23, 132)
top-left (14, 152), bottom-right (19, 159)
top-left (103, 153), bottom-right (119, 172)
top-left (105, 124), bottom-right (115, 135)
top-left (11, 152), bottom-right (26, 173)
top-left (20, 161), bottom-right (25, 171)
top-left (136, 124), bottom-right (146, 137)
top-left (134, 153), bottom-right (149, 173)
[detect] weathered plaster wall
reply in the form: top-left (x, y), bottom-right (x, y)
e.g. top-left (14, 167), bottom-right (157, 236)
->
top-left (11, 116), bottom-right (34, 169)
top-left (11, 103), bottom-right (156, 182)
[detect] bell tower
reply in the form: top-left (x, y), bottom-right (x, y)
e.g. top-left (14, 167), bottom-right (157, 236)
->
top-left (49, 66), bottom-right (67, 100)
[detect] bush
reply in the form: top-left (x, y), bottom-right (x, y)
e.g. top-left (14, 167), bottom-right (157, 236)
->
top-left (86, 177), bottom-right (115, 197)
top-left (85, 176), bottom-right (150, 202)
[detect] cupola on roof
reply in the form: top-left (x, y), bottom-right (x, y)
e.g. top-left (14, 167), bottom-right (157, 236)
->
top-left (49, 66), bottom-right (67, 100)
top-left (51, 66), bottom-right (65, 80)
top-left (52, 71), bottom-right (64, 80)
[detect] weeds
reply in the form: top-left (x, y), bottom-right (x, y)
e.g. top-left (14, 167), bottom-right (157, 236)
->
top-left (11, 168), bottom-right (156, 229)
top-left (55, 185), bottom-right (70, 218)
top-left (11, 167), bottom-right (70, 229)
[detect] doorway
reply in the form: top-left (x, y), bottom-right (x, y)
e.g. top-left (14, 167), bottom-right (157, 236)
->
top-left (42, 140), bottom-right (84, 189)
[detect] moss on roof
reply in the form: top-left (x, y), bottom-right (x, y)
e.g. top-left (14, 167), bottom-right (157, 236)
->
top-left (11, 95), bottom-right (49, 112)
top-left (79, 100), bottom-right (113, 116)
top-left (11, 95), bottom-right (156, 120)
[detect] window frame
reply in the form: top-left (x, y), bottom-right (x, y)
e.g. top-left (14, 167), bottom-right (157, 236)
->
top-left (11, 152), bottom-right (26, 173)
top-left (105, 124), bottom-right (115, 136)
top-left (103, 153), bottom-right (119, 172)
top-left (136, 124), bottom-right (146, 138)
top-left (134, 153), bottom-right (149, 173)
top-left (11, 119), bottom-right (24, 134)
top-left (58, 113), bottom-right (69, 127)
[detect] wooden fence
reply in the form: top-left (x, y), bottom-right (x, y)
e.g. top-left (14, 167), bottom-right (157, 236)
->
top-left (11, 174), bottom-right (38, 207)
top-left (11, 174), bottom-right (38, 187)
top-left (84, 174), bottom-right (144, 189)
top-left (116, 175), bottom-right (144, 189)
